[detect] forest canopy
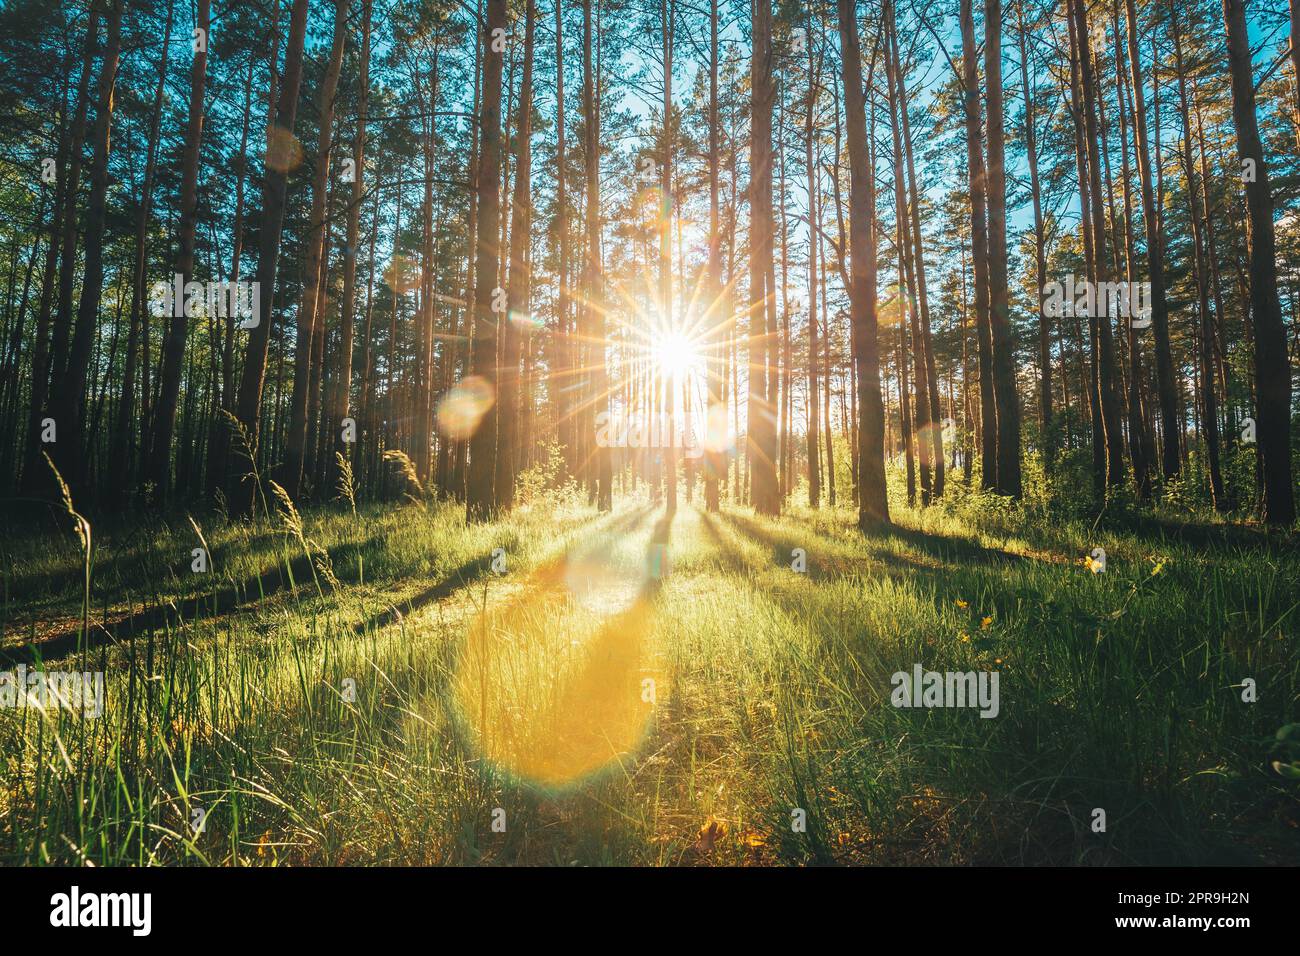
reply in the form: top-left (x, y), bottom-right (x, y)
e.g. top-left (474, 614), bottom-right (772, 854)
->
top-left (0, 0), bottom-right (1295, 526)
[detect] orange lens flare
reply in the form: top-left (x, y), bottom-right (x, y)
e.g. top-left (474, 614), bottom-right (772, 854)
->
top-left (436, 376), bottom-right (495, 440)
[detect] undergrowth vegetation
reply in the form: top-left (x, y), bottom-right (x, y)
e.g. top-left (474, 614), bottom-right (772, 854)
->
top-left (1, 469), bottom-right (1297, 865)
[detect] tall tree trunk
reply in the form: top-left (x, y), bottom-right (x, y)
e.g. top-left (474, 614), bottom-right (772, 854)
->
top-left (1066, 5), bottom-right (1105, 497)
top-left (331, 0), bottom-right (372, 497)
top-left (984, 0), bottom-right (1021, 497)
top-left (22, 10), bottom-right (94, 495)
top-left (704, 0), bottom-right (723, 513)
top-left (960, 244), bottom-right (974, 483)
top-left (452, 0), bottom-right (484, 500)
top-left (748, 0), bottom-right (779, 515)
top-left (582, 0), bottom-right (611, 511)
top-left (283, 0), bottom-right (346, 500)
top-left (205, 50), bottom-right (254, 501)
top-left (1169, 6), bottom-right (1225, 510)
top-left (804, 6), bottom-right (821, 510)
top-left (49, 0), bottom-right (122, 499)
top-left (307, 191), bottom-right (333, 490)
top-left (552, 0), bottom-right (573, 485)
top-left (466, 0), bottom-right (509, 519)
top-left (1017, 4), bottom-right (1052, 469)
top-left (414, 49), bottom-right (441, 487)
top-left (46, 5), bottom-right (100, 413)
top-left (890, 4), bottom-right (944, 499)
top-left (896, 249), bottom-right (917, 507)
top-left (1224, 0), bottom-right (1295, 524)
top-left (1291, 0), bottom-right (1300, 149)
top-left (112, 0), bottom-right (173, 507)
top-left (150, 0), bottom-right (209, 503)
top-left (1113, 5), bottom-right (1153, 501)
top-left (660, 0), bottom-right (678, 512)
top-left (496, 0), bottom-right (536, 511)
top-left (776, 88), bottom-right (791, 503)
top-left (837, 0), bottom-right (888, 527)
top-left (959, 0), bottom-right (997, 491)
top-left (231, 0), bottom-right (310, 516)
top-left (886, 3), bottom-right (931, 504)
top-left (1072, 0), bottom-right (1126, 491)
top-left (358, 186), bottom-right (380, 492)
top-left (1124, 0), bottom-right (1178, 483)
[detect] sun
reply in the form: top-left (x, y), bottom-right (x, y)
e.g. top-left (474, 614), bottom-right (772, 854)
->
top-left (651, 331), bottom-right (703, 379)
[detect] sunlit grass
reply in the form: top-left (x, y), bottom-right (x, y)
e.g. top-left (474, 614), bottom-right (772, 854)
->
top-left (1, 479), bottom-right (1297, 865)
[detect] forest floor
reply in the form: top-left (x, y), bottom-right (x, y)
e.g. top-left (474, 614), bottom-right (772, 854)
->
top-left (1, 487), bottom-right (1298, 865)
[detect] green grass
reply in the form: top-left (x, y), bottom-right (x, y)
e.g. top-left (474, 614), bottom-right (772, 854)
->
top-left (1, 479), bottom-right (1298, 865)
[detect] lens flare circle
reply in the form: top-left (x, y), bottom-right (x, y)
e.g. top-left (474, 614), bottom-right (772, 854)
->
top-left (436, 376), bottom-right (495, 440)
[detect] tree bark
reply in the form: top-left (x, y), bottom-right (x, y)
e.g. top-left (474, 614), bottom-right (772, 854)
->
top-left (836, 0), bottom-right (888, 527)
top-left (552, 0), bottom-right (573, 486)
top-left (1224, 0), bottom-right (1295, 524)
top-left (330, 0), bottom-right (372, 497)
top-left (1017, 5), bottom-right (1052, 469)
top-left (21, 12), bottom-right (93, 495)
top-left (959, 0), bottom-right (997, 492)
top-left (587, 0), bottom-right (612, 510)
top-left (150, 0), bottom-right (210, 503)
top-left (747, 0), bottom-right (779, 516)
top-left (704, 0), bottom-right (723, 513)
top-left (886, 3), bottom-right (931, 504)
top-left (1072, 0), bottom-right (1126, 491)
top-left (891, 3), bottom-right (944, 499)
top-left (466, 0), bottom-right (509, 520)
top-left (983, 0), bottom-right (1021, 497)
top-left (804, 5), bottom-right (820, 510)
top-left (231, 0), bottom-right (310, 516)
top-left (1291, 0), bottom-right (1300, 149)
top-left (1124, 0), bottom-right (1179, 483)
top-left (496, 0), bottom-right (536, 511)
top-left (112, 0), bottom-right (173, 506)
top-left (282, 0), bottom-right (346, 500)
top-left (1170, 6), bottom-right (1224, 509)
top-left (204, 50), bottom-right (255, 502)
top-left (1113, 6), bottom-right (1153, 501)
top-left (49, 0), bottom-right (122, 499)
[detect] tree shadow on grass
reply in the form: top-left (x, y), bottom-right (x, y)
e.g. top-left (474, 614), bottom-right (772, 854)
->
top-left (1109, 512), bottom-right (1297, 555)
top-left (874, 521), bottom-right (1030, 568)
top-left (695, 509), bottom-right (748, 574)
top-left (2, 533), bottom-right (387, 666)
top-left (715, 507), bottom-right (1026, 581)
top-left (354, 502), bottom-right (656, 636)
top-left (6, 503), bottom-right (646, 666)
top-left (700, 508), bottom-right (921, 585)
top-left (705, 508), bottom-right (1058, 645)
top-left (0, 519), bottom-right (291, 607)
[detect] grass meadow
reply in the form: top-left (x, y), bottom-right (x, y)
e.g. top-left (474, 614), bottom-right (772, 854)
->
top-left (2, 473), bottom-right (1298, 866)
